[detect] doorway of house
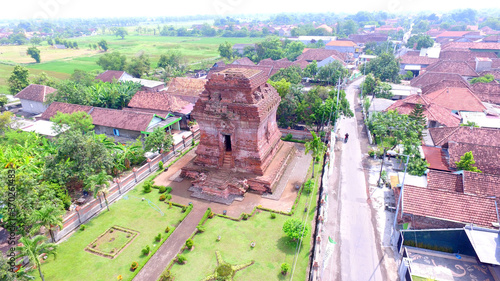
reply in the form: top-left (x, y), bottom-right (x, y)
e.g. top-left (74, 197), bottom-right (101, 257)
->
top-left (224, 134), bottom-right (232, 151)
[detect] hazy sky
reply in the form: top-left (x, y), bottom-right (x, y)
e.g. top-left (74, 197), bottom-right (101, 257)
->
top-left (1, 0), bottom-right (498, 20)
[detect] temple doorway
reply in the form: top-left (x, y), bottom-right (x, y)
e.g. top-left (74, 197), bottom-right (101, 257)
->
top-left (224, 134), bottom-right (232, 151)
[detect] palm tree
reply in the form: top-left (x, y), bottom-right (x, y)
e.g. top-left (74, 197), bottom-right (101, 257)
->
top-left (304, 131), bottom-right (326, 178)
top-left (87, 171), bottom-right (113, 211)
top-left (15, 235), bottom-right (57, 281)
top-left (29, 204), bottom-right (64, 242)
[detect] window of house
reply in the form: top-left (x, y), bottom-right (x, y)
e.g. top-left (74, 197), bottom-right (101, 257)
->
top-left (113, 129), bottom-right (120, 136)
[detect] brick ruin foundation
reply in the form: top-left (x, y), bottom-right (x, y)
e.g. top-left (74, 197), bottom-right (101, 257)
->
top-left (181, 68), bottom-right (295, 204)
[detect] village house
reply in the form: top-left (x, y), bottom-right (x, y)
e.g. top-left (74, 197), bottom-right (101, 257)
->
top-left (325, 40), bottom-right (360, 56)
top-left (95, 70), bottom-right (165, 92)
top-left (295, 48), bottom-right (348, 65)
top-left (162, 77), bottom-right (208, 104)
top-left (14, 84), bottom-right (56, 114)
top-left (126, 90), bottom-right (193, 129)
top-left (40, 102), bottom-right (181, 143)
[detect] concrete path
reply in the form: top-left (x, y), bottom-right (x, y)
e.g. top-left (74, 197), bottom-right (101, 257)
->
top-left (320, 78), bottom-right (387, 280)
top-left (133, 207), bottom-right (207, 281)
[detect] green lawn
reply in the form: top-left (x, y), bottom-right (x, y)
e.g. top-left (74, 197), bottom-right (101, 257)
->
top-left (37, 183), bottom-right (185, 281)
top-left (169, 159), bottom-right (321, 281)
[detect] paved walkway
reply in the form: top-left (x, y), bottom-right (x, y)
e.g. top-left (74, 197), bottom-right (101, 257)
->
top-left (133, 207), bottom-right (207, 281)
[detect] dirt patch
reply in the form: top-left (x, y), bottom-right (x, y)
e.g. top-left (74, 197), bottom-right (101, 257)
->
top-left (85, 226), bottom-right (139, 259)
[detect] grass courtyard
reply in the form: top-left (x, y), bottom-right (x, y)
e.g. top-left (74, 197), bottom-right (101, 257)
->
top-left (37, 182), bottom-right (186, 281)
top-left (168, 159), bottom-right (321, 281)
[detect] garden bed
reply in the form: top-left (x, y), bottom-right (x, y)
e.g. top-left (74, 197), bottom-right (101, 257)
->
top-left (85, 226), bottom-right (139, 259)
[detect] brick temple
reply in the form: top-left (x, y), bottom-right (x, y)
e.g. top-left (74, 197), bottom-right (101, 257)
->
top-left (181, 68), bottom-right (295, 204)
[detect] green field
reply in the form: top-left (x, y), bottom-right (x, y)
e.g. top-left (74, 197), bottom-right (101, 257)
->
top-left (37, 182), bottom-right (185, 281)
top-left (168, 159), bottom-right (321, 281)
top-left (0, 35), bottom-right (261, 94)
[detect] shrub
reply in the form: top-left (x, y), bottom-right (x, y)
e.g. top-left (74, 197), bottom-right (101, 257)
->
top-left (131, 261), bottom-right (139, 271)
top-left (284, 133), bottom-right (293, 141)
top-left (303, 179), bottom-right (314, 194)
top-left (155, 233), bottom-right (162, 242)
top-left (165, 186), bottom-right (173, 194)
top-left (143, 180), bottom-right (153, 193)
top-left (182, 206), bottom-right (187, 212)
top-left (159, 270), bottom-right (173, 281)
top-left (165, 226), bottom-right (171, 233)
top-left (208, 211), bottom-right (214, 218)
top-left (283, 218), bottom-right (310, 240)
top-left (185, 239), bottom-right (194, 249)
top-left (159, 194), bottom-right (166, 201)
top-left (197, 226), bottom-right (205, 233)
top-left (80, 224), bottom-right (86, 231)
top-left (177, 254), bottom-right (187, 264)
top-left (141, 245), bottom-right (151, 256)
top-left (168, 202), bottom-right (173, 208)
top-left (242, 213), bottom-right (249, 220)
top-left (152, 185), bottom-right (160, 189)
top-left (270, 213), bottom-right (277, 219)
top-left (368, 149), bottom-right (376, 157)
top-left (159, 186), bottom-right (167, 193)
top-left (158, 161), bottom-right (164, 170)
top-left (281, 263), bottom-right (290, 275)
top-left (165, 194), bottom-right (172, 201)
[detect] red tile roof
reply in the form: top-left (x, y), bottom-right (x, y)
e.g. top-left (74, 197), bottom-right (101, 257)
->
top-left (436, 31), bottom-right (471, 38)
top-left (294, 59), bottom-right (310, 69)
top-left (95, 70), bottom-right (127, 83)
top-left (165, 77), bottom-right (207, 98)
top-left (471, 82), bottom-right (500, 105)
top-left (448, 142), bottom-right (500, 175)
top-left (424, 60), bottom-right (478, 77)
top-left (231, 57), bottom-right (255, 65)
top-left (441, 42), bottom-right (500, 51)
top-left (462, 171), bottom-right (500, 198)
top-left (39, 102), bottom-right (93, 120)
top-left (90, 107), bottom-right (155, 132)
top-left (348, 33), bottom-right (388, 44)
top-left (326, 40), bottom-right (357, 47)
top-left (399, 54), bottom-right (439, 65)
top-left (257, 58), bottom-right (306, 76)
top-left (429, 126), bottom-right (500, 147)
top-left (39, 102), bottom-right (157, 132)
top-left (127, 91), bottom-right (192, 113)
top-left (426, 170), bottom-right (462, 191)
top-left (207, 64), bottom-right (273, 79)
top-left (439, 50), bottom-right (498, 61)
top-left (14, 84), bottom-right (56, 103)
top-left (421, 80), bottom-right (471, 95)
top-left (402, 184), bottom-right (498, 228)
top-left (296, 48), bottom-right (347, 62)
top-left (386, 95), bottom-right (461, 127)
top-left (410, 72), bottom-right (467, 88)
top-left (422, 146), bottom-right (451, 172)
top-left (425, 87), bottom-right (486, 112)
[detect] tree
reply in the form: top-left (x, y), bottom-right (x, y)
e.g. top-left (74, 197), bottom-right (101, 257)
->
top-left (15, 235), bottom-right (57, 281)
top-left (284, 41), bottom-right (305, 61)
top-left (364, 53), bottom-right (400, 83)
top-left (304, 131), bottom-right (325, 177)
top-left (409, 103), bottom-right (426, 128)
top-left (361, 73), bottom-right (377, 97)
top-left (32, 72), bottom-right (56, 87)
top-left (50, 111), bottom-right (94, 134)
top-left (0, 111), bottom-right (13, 133)
top-left (406, 34), bottom-right (434, 50)
top-left (8, 65), bottom-right (30, 95)
top-left (282, 218), bottom-right (309, 241)
top-left (255, 36), bottom-right (284, 60)
top-left (270, 65), bottom-right (303, 84)
top-left (26, 46), bottom-right (41, 63)
top-left (86, 171), bottom-right (113, 211)
top-left (281, 263), bottom-right (290, 275)
top-left (0, 94), bottom-right (9, 108)
top-left (268, 79), bottom-right (290, 98)
top-left (29, 204), bottom-right (64, 242)
top-left (30, 36), bottom-right (42, 46)
top-left (218, 41), bottom-right (233, 60)
top-left (96, 51), bottom-right (127, 71)
top-left (98, 39), bottom-right (109, 51)
top-left (455, 151), bottom-right (482, 173)
top-left (115, 27), bottom-right (128, 39)
top-left (316, 61), bottom-right (349, 85)
top-left (470, 74), bottom-right (495, 84)
top-left (302, 60), bottom-right (318, 78)
top-left (127, 52), bottom-right (150, 78)
top-left (157, 51), bottom-right (185, 70)
top-left (47, 38), bottom-right (54, 46)
top-left (145, 128), bottom-right (174, 153)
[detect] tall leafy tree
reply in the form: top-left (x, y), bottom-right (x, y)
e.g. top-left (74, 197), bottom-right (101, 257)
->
top-left (364, 53), bottom-right (400, 83)
top-left (304, 131), bottom-right (326, 177)
top-left (409, 103), bottom-right (426, 128)
top-left (50, 111), bottom-right (94, 134)
top-left (127, 52), bottom-right (150, 78)
top-left (86, 171), bottom-right (113, 211)
top-left (115, 27), bottom-right (128, 39)
top-left (26, 47), bottom-right (41, 63)
top-left (15, 235), bottom-right (57, 281)
top-left (98, 39), bottom-right (108, 51)
top-left (8, 65), bottom-right (30, 95)
top-left (455, 151), bottom-right (482, 173)
top-left (96, 51), bottom-right (127, 71)
top-left (270, 65), bottom-right (303, 84)
top-left (145, 128), bottom-right (174, 153)
top-left (316, 61), bottom-right (349, 85)
top-left (282, 218), bottom-right (310, 241)
top-left (218, 41), bottom-right (233, 60)
top-left (29, 204), bottom-right (65, 242)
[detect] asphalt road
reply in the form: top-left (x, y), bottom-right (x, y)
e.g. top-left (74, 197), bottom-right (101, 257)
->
top-left (320, 78), bottom-right (386, 281)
